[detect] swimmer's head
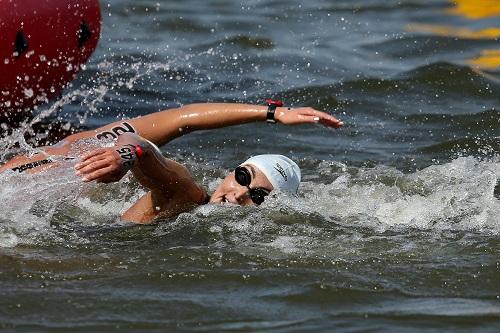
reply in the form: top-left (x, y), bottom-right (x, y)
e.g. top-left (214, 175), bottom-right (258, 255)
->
top-left (209, 154), bottom-right (301, 205)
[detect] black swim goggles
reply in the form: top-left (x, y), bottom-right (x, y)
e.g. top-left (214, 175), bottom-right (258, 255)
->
top-left (234, 166), bottom-right (270, 205)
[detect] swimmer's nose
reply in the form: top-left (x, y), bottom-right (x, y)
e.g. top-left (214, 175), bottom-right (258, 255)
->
top-left (229, 186), bottom-right (250, 204)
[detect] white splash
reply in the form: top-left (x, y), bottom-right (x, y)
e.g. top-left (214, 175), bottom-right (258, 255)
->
top-left (304, 156), bottom-right (500, 233)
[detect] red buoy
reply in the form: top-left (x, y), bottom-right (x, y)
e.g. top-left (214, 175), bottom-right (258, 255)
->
top-left (0, 0), bottom-right (101, 123)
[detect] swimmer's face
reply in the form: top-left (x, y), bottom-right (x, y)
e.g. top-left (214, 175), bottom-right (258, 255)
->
top-left (209, 164), bottom-right (274, 206)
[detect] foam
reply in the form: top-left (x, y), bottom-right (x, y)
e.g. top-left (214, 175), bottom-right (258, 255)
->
top-left (1, 137), bottom-right (500, 250)
top-left (303, 156), bottom-right (500, 233)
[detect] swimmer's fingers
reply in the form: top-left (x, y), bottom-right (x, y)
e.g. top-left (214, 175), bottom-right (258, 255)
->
top-left (75, 155), bottom-right (106, 172)
top-left (75, 149), bottom-right (125, 183)
top-left (296, 114), bottom-right (326, 124)
top-left (75, 149), bottom-right (109, 170)
top-left (82, 165), bottom-right (120, 183)
top-left (319, 115), bottom-right (343, 128)
top-left (300, 109), bottom-right (344, 128)
top-left (80, 148), bottom-right (108, 161)
top-left (277, 107), bottom-right (343, 128)
top-left (76, 159), bottom-right (113, 176)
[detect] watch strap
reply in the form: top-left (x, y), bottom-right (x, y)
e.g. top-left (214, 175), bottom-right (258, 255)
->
top-left (266, 99), bottom-right (284, 123)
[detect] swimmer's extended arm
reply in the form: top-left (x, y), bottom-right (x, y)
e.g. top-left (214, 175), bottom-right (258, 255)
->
top-left (0, 103), bottom-right (342, 174)
top-left (65, 103), bottom-right (343, 147)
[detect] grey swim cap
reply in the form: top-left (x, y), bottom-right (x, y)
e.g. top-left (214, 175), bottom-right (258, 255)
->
top-left (241, 154), bottom-right (301, 193)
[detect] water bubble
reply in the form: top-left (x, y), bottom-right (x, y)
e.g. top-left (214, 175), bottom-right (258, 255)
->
top-left (23, 88), bottom-right (34, 98)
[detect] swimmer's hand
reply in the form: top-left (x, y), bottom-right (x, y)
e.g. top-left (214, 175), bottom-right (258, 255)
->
top-left (74, 147), bottom-right (131, 183)
top-left (275, 107), bottom-right (343, 128)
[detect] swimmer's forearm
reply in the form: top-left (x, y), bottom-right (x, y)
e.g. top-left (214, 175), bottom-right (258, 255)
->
top-left (74, 132), bottom-right (189, 189)
top-left (127, 103), bottom-right (270, 145)
top-left (173, 103), bottom-right (269, 132)
top-left (117, 133), bottom-right (170, 189)
top-left (118, 133), bottom-right (200, 197)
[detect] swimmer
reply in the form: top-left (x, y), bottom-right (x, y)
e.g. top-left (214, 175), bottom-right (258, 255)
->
top-left (0, 102), bottom-right (343, 223)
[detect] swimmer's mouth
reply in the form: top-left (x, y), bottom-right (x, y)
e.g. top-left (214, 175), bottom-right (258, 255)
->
top-left (222, 197), bottom-right (235, 204)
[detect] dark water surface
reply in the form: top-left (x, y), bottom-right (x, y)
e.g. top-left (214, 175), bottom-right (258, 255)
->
top-left (1, 0), bottom-right (500, 332)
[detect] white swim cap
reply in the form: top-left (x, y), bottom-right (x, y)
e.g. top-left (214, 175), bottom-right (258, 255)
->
top-left (241, 154), bottom-right (301, 194)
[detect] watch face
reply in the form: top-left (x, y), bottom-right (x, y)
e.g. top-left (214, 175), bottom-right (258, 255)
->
top-left (266, 107), bottom-right (276, 123)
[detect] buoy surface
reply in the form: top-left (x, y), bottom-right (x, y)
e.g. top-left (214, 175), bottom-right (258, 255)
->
top-left (0, 0), bottom-right (101, 122)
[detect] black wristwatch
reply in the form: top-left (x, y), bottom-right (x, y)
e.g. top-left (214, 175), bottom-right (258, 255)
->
top-left (266, 99), bottom-right (284, 123)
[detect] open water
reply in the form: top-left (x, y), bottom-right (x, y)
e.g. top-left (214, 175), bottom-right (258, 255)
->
top-left (1, 0), bottom-right (500, 332)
